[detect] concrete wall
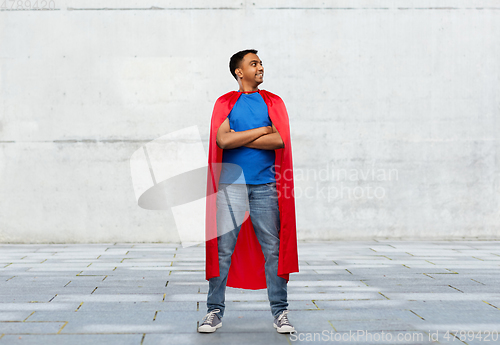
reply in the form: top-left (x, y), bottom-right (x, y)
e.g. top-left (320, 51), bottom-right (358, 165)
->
top-left (1, 0), bottom-right (499, 242)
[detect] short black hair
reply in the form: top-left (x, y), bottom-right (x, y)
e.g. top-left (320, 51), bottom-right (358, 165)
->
top-left (229, 49), bottom-right (258, 80)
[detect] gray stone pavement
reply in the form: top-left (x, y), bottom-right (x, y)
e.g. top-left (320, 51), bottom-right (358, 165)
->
top-left (0, 241), bottom-right (499, 345)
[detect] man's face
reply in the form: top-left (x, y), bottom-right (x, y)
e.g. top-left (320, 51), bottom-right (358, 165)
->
top-left (236, 53), bottom-right (264, 84)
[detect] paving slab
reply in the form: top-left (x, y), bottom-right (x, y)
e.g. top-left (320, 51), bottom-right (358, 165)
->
top-left (143, 332), bottom-right (290, 345)
top-left (0, 334), bottom-right (143, 345)
top-left (0, 241), bottom-right (499, 344)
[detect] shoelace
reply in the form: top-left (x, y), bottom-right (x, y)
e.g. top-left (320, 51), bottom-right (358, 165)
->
top-left (277, 310), bottom-right (291, 326)
top-left (202, 309), bottom-right (220, 325)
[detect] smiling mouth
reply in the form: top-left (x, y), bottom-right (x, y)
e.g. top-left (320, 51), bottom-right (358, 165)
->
top-left (256, 73), bottom-right (263, 77)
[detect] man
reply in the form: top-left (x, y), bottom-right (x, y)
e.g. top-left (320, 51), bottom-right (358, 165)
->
top-left (198, 49), bottom-right (299, 334)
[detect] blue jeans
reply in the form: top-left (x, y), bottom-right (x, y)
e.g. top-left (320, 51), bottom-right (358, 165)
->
top-left (207, 182), bottom-right (288, 319)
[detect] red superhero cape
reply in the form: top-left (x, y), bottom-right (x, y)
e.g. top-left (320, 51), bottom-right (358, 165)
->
top-left (205, 89), bottom-right (299, 290)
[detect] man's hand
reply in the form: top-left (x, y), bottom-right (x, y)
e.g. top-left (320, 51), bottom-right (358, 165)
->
top-left (216, 118), bottom-right (271, 150)
top-left (223, 123), bottom-right (283, 150)
top-left (243, 123), bottom-right (284, 150)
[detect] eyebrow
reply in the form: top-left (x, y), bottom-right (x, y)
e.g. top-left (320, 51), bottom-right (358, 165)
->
top-left (249, 60), bottom-right (263, 64)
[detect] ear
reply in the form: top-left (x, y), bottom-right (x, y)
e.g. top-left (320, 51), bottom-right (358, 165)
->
top-left (236, 68), bottom-right (243, 79)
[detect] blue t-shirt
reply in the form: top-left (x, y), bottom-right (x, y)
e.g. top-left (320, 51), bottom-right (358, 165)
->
top-left (219, 90), bottom-right (276, 185)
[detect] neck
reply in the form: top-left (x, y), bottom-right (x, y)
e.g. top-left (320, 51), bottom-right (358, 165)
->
top-left (238, 82), bottom-right (260, 93)
top-left (239, 88), bottom-right (259, 94)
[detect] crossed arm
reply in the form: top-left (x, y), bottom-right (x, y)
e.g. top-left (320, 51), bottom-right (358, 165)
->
top-left (216, 117), bottom-right (284, 150)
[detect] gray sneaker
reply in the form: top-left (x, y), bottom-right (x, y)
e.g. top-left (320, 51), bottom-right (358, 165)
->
top-left (198, 309), bottom-right (222, 333)
top-left (274, 310), bottom-right (295, 333)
